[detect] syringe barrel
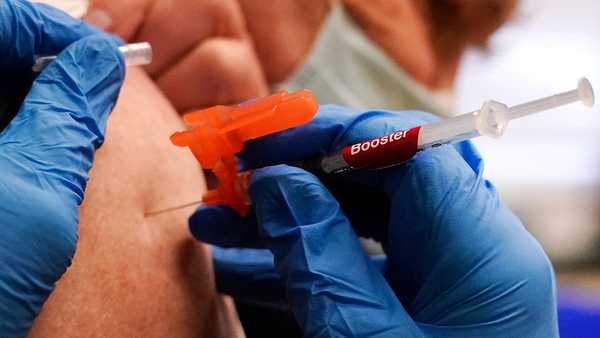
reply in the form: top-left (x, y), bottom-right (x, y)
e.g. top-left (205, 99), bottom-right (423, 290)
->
top-left (418, 100), bottom-right (510, 148)
top-left (118, 42), bottom-right (153, 67)
top-left (32, 42), bottom-right (153, 72)
top-left (319, 78), bottom-right (593, 175)
top-left (319, 104), bottom-right (504, 174)
top-left (417, 112), bottom-right (480, 148)
top-left (319, 127), bottom-right (422, 174)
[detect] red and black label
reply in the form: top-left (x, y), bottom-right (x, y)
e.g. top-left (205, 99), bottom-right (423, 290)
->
top-left (340, 126), bottom-right (421, 170)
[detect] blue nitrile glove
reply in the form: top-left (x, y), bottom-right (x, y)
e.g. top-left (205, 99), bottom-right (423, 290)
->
top-left (190, 105), bottom-right (559, 337)
top-left (0, 1), bottom-right (125, 336)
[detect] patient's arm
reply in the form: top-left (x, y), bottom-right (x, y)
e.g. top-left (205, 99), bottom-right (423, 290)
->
top-left (28, 68), bottom-right (243, 337)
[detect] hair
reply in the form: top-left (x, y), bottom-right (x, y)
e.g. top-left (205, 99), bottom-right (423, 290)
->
top-left (420, 0), bottom-right (519, 48)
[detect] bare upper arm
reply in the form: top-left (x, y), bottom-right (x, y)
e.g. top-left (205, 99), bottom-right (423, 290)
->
top-left (28, 68), bottom-right (243, 337)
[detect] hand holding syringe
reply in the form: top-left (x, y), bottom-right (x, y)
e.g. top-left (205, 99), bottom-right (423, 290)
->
top-left (146, 78), bottom-right (595, 216)
top-left (317, 78), bottom-right (595, 174)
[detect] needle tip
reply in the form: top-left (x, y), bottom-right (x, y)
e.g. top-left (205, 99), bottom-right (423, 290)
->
top-left (144, 200), bottom-right (204, 217)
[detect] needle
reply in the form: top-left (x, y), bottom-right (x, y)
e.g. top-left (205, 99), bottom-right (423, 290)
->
top-left (145, 199), bottom-right (204, 217)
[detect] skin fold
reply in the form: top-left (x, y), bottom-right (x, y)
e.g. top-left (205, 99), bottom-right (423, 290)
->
top-left (27, 68), bottom-right (244, 338)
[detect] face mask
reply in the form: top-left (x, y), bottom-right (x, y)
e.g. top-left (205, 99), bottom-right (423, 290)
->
top-left (277, 5), bottom-right (452, 117)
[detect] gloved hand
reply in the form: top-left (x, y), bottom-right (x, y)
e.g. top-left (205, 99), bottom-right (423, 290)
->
top-left (190, 105), bottom-right (559, 337)
top-left (0, 1), bottom-right (125, 336)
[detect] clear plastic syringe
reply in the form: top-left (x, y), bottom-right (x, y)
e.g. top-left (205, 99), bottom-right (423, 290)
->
top-left (319, 78), bottom-right (595, 174)
top-left (32, 42), bottom-right (153, 72)
top-left (144, 78), bottom-right (596, 217)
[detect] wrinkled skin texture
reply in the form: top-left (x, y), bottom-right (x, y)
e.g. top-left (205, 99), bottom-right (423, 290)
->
top-left (27, 68), bottom-right (243, 338)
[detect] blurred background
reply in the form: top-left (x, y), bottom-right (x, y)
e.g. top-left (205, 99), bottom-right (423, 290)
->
top-left (456, 0), bottom-right (600, 272)
top-left (455, 0), bottom-right (600, 334)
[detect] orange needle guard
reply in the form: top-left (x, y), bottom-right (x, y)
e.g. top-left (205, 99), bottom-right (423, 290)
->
top-left (170, 90), bottom-right (318, 215)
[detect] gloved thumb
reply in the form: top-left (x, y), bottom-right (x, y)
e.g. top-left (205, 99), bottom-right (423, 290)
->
top-left (249, 165), bottom-right (421, 337)
top-left (1, 34), bottom-right (125, 207)
top-left (0, 34), bottom-right (124, 336)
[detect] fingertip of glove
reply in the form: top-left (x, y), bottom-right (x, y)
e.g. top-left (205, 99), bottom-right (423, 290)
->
top-left (251, 165), bottom-right (316, 190)
top-left (69, 34), bottom-right (125, 76)
top-left (189, 205), bottom-right (261, 247)
top-left (189, 205), bottom-right (230, 242)
top-left (37, 34), bottom-right (126, 118)
top-left (249, 165), bottom-right (321, 204)
top-left (249, 165), bottom-right (341, 230)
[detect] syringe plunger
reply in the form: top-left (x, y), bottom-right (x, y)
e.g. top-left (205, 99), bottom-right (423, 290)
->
top-left (418, 78), bottom-right (595, 148)
top-left (319, 77), bottom-right (595, 174)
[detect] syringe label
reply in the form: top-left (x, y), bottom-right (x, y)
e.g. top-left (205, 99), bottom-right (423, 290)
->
top-left (341, 126), bottom-right (421, 170)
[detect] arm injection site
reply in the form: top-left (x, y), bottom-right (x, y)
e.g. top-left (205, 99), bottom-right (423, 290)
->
top-left (147, 78), bottom-right (595, 216)
top-left (26, 67), bottom-right (243, 338)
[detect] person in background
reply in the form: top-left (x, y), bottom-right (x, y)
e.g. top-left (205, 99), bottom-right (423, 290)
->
top-left (84, 0), bottom-right (517, 114)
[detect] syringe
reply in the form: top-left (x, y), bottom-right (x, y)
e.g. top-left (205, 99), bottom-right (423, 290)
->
top-left (145, 78), bottom-right (595, 216)
top-left (318, 78), bottom-right (595, 174)
top-left (32, 42), bottom-right (153, 72)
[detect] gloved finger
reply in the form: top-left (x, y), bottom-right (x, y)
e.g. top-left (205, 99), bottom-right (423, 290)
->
top-left (210, 246), bottom-right (288, 309)
top-left (84, 0), bottom-right (150, 40)
top-left (238, 106), bottom-right (440, 241)
top-left (237, 105), bottom-right (489, 239)
top-left (379, 143), bottom-right (557, 335)
top-left (0, 181), bottom-right (80, 335)
top-left (325, 142), bottom-right (483, 242)
top-left (212, 245), bottom-right (390, 310)
top-left (189, 205), bottom-right (263, 248)
top-left (156, 37), bottom-right (268, 112)
top-left (0, 0), bottom-right (99, 73)
top-left (0, 34), bottom-right (125, 207)
top-left (250, 165), bottom-right (422, 336)
top-left (377, 144), bottom-right (489, 303)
